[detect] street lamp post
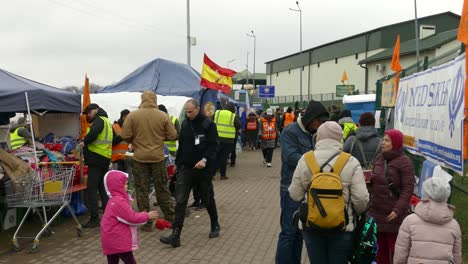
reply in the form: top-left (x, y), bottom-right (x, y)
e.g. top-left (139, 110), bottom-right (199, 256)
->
top-left (227, 59), bottom-right (236, 69)
top-left (290, 1), bottom-right (303, 105)
top-left (246, 30), bottom-right (256, 90)
top-left (187, 0), bottom-right (191, 66)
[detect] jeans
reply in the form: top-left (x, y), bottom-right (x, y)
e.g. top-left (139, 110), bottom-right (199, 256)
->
top-left (262, 147), bottom-right (274, 163)
top-left (216, 142), bottom-right (234, 176)
top-left (86, 165), bottom-right (109, 218)
top-left (173, 167), bottom-right (218, 228)
top-left (275, 190), bottom-right (303, 264)
top-left (302, 230), bottom-right (354, 264)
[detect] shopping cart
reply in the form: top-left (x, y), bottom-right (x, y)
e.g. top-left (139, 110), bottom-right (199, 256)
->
top-left (5, 163), bottom-right (82, 252)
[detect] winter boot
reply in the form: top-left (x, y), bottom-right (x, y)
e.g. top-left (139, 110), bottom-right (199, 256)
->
top-left (160, 227), bottom-right (181, 248)
top-left (209, 224), bottom-right (220, 238)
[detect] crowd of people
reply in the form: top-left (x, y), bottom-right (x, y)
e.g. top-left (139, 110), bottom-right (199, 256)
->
top-left (71, 91), bottom-right (462, 264)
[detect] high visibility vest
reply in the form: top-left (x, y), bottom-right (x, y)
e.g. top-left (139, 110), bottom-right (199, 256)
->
top-left (261, 117), bottom-right (277, 140)
top-left (10, 128), bottom-right (26, 150)
top-left (164, 115), bottom-right (178, 152)
top-left (283, 112), bottom-right (295, 127)
top-left (111, 123), bottom-right (128, 162)
top-left (342, 122), bottom-right (358, 141)
top-left (214, 110), bottom-right (236, 139)
top-left (87, 116), bottom-right (112, 159)
top-left (246, 118), bottom-right (257, 131)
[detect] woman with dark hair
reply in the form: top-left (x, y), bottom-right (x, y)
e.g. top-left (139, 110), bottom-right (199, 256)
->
top-left (369, 129), bottom-right (415, 264)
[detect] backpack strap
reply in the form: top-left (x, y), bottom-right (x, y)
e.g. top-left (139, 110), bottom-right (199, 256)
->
top-left (332, 152), bottom-right (351, 175)
top-left (356, 140), bottom-right (368, 168)
top-left (303, 151), bottom-right (321, 175)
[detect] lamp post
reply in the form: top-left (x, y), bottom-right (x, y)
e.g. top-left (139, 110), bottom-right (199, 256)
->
top-left (227, 59), bottom-right (236, 69)
top-left (290, 1), bottom-right (303, 105)
top-left (246, 30), bottom-right (256, 90)
top-left (186, 0), bottom-right (191, 66)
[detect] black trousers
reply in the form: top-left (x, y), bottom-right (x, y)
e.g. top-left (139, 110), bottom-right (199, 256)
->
top-left (216, 142), bottom-right (234, 176)
top-left (86, 165), bottom-right (109, 218)
top-left (262, 148), bottom-right (274, 163)
top-left (173, 167), bottom-right (218, 228)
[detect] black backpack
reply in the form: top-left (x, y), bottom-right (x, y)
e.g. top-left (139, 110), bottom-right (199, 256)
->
top-left (349, 213), bottom-right (378, 264)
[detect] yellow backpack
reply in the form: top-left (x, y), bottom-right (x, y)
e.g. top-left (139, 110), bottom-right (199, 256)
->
top-left (303, 151), bottom-right (351, 231)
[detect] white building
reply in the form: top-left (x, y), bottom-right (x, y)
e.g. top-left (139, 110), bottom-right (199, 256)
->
top-left (265, 12), bottom-right (461, 102)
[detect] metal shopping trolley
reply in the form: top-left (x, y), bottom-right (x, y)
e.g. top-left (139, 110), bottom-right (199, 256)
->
top-left (5, 163), bottom-right (82, 252)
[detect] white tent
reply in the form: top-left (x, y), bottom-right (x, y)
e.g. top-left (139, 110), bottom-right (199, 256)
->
top-left (89, 92), bottom-right (190, 122)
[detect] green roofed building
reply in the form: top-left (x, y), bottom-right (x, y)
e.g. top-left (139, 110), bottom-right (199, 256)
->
top-left (264, 11), bottom-right (460, 100)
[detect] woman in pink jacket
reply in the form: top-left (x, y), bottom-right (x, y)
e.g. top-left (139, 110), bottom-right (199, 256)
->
top-left (101, 170), bottom-right (158, 264)
top-left (394, 177), bottom-right (462, 264)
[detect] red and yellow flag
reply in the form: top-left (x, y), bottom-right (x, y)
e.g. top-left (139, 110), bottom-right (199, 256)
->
top-left (200, 54), bottom-right (237, 94)
top-left (341, 70), bottom-right (348, 84)
top-left (458, 0), bottom-right (468, 159)
top-left (80, 74), bottom-right (90, 139)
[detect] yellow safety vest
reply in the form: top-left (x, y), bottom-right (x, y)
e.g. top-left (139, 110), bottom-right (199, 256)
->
top-left (86, 116), bottom-right (112, 159)
top-left (164, 115), bottom-right (178, 152)
top-left (10, 128), bottom-right (26, 150)
top-left (214, 110), bottom-right (236, 139)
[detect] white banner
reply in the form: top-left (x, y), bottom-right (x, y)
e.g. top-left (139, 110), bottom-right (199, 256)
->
top-left (394, 53), bottom-right (465, 175)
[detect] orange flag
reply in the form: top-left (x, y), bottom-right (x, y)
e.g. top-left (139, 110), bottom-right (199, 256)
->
top-left (391, 35), bottom-right (403, 95)
top-left (458, 0), bottom-right (468, 159)
top-left (80, 75), bottom-right (90, 139)
top-left (341, 70), bottom-right (348, 84)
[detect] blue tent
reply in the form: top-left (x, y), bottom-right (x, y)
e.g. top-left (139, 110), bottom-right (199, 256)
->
top-left (97, 58), bottom-right (201, 99)
top-left (0, 68), bottom-right (81, 113)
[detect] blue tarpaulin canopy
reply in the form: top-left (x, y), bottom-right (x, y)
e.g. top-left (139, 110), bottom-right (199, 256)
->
top-left (97, 58), bottom-right (202, 99)
top-left (0, 68), bottom-right (81, 113)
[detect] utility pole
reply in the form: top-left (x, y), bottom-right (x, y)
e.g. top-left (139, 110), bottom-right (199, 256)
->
top-left (246, 31), bottom-right (256, 89)
top-left (290, 1), bottom-right (303, 106)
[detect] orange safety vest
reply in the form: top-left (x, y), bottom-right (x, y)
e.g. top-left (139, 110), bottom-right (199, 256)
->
top-left (283, 112), bottom-right (295, 127)
top-left (111, 123), bottom-right (128, 162)
top-left (246, 118), bottom-right (257, 131)
top-left (261, 117), bottom-right (277, 140)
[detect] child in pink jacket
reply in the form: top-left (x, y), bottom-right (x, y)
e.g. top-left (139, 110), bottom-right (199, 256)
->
top-left (100, 170), bottom-right (158, 264)
top-left (394, 177), bottom-right (462, 264)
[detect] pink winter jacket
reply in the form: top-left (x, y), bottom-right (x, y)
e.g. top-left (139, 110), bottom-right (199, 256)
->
top-left (100, 170), bottom-right (149, 256)
top-left (393, 199), bottom-right (462, 264)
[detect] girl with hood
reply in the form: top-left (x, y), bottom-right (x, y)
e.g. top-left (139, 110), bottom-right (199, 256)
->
top-left (394, 177), bottom-right (462, 264)
top-left (101, 170), bottom-right (158, 264)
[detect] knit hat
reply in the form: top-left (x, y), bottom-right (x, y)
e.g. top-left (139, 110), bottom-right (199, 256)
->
top-left (301, 100), bottom-right (329, 127)
top-left (158, 104), bottom-right (168, 114)
top-left (339, 109), bottom-right (352, 119)
top-left (384, 129), bottom-right (404, 150)
top-left (359, 112), bottom-right (375, 126)
top-left (316, 121), bottom-right (343, 142)
top-left (422, 177), bottom-right (451, 202)
top-left (120, 109), bottom-right (130, 119)
top-left (83, 103), bottom-right (99, 114)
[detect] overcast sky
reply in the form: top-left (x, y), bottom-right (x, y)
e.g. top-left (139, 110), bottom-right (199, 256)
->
top-left (0, 0), bottom-right (463, 88)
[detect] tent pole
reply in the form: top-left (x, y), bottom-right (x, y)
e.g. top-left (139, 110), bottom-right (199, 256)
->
top-left (24, 92), bottom-right (39, 170)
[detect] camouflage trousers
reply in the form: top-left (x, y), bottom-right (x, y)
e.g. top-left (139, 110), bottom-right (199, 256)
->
top-left (133, 160), bottom-right (175, 222)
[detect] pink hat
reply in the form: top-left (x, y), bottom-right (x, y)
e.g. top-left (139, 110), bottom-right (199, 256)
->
top-left (316, 121), bottom-right (343, 142)
top-left (384, 129), bottom-right (403, 150)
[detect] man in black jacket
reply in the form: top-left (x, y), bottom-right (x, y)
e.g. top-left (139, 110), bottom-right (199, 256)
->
top-left (79, 103), bottom-right (112, 228)
top-left (160, 99), bottom-right (220, 247)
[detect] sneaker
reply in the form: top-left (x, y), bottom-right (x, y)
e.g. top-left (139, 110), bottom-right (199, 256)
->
top-left (209, 225), bottom-right (220, 238)
top-left (267, 163), bottom-right (272, 167)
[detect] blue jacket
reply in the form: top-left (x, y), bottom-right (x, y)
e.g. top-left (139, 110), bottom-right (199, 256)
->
top-left (280, 119), bottom-right (313, 191)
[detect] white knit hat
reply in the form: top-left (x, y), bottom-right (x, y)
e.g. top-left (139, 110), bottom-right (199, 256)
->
top-left (316, 121), bottom-right (343, 142)
top-left (421, 177), bottom-right (451, 202)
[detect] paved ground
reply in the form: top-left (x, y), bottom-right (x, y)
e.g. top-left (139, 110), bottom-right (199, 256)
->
top-left (0, 148), bottom-right (308, 263)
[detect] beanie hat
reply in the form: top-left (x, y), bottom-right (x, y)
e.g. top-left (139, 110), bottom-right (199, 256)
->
top-left (301, 100), bottom-right (329, 127)
top-left (339, 109), bottom-right (352, 119)
top-left (158, 104), bottom-right (168, 114)
top-left (83, 103), bottom-right (99, 114)
top-left (422, 177), bottom-right (451, 202)
top-left (120, 109), bottom-right (130, 118)
top-left (359, 112), bottom-right (376, 126)
top-left (316, 121), bottom-right (343, 142)
top-left (384, 129), bottom-right (403, 150)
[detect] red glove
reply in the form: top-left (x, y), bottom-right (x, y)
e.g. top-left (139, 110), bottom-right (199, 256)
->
top-left (155, 219), bottom-right (172, 230)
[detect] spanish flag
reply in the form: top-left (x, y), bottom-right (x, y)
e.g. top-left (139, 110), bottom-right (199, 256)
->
top-left (201, 54), bottom-right (237, 94)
